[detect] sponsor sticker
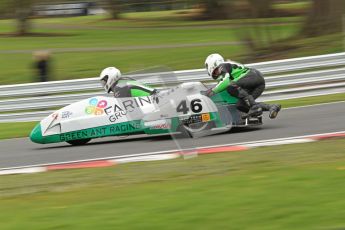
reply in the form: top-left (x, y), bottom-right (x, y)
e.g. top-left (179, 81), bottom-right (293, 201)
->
top-left (51, 113), bottom-right (58, 120)
top-left (180, 113), bottom-right (211, 125)
top-left (59, 121), bottom-right (142, 141)
top-left (104, 96), bottom-right (153, 123)
top-left (61, 111), bottom-right (72, 119)
top-left (201, 113), bottom-right (211, 122)
top-left (153, 123), bottom-right (171, 129)
top-left (145, 119), bottom-right (171, 130)
top-left (85, 98), bottom-right (107, 116)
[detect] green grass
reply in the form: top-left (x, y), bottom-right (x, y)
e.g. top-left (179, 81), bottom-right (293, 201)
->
top-left (268, 33), bottom-right (345, 61)
top-left (268, 92), bottom-right (345, 108)
top-left (273, 1), bottom-right (311, 11)
top-left (0, 93), bottom-right (344, 140)
top-left (0, 121), bottom-right (36, 140)
top-left (122, 9), bottom-right (197, 21)
top-left (27, 12), bottom-right (302, 28)
top-left (0, 25), bottom-right (242, 50)
top-left (0, 14), bottom-right (299, 51)
top-left (0, 13), bottom-right (300, 84)
top-left (0, 10), bottom-right (342, 85)
top-left (1, 138), bottom-right (345, 229)
top-left (0, 9), bottom-right (343, 84)
top-left (0, 45), bottom-right (246, 84)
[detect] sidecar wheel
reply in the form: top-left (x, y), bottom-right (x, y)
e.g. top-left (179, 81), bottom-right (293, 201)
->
top-left (178, 121), bottom-right (215, 138)
top-left (67, 138), bottom-right (91, 146)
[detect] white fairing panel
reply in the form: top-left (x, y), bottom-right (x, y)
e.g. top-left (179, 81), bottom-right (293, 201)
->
top-left (144, 82), bottom-right (218, 122)
top-left (40, 82), bottom-right (219, 136)
top-left (41, 95), bottom-right (156, 136)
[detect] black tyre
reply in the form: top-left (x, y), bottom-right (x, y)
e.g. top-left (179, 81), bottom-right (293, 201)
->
top-left (177, 125), bottom-right (193, 138)
top-left (178, 121), bottom-right (215, 138)
top-left (67, 138), bottom-right (91, 146)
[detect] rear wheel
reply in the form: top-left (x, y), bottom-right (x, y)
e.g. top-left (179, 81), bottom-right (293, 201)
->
top-left (67, 138), bottom-right (91, 146)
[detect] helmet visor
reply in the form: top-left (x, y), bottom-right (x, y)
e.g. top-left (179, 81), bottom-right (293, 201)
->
top-left (212, 67), bottom-right (221, 80)
top-left (100, 75), bottom-right (108, 87)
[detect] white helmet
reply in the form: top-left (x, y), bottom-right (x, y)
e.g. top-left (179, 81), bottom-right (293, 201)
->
top-left (205, 53), bottom-right (224, 79)
top-left (99, 67), bottom-right (121, 93)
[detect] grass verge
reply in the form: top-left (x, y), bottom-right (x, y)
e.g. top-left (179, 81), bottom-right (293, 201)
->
top-left (0, 10), bottom-right (343, 85)
top-left (0, 121), bottom-right (36, 140)
top-left (0, 93), bottom-right (344, 141)
top-left (1, 138), bottom-right (345, 229)
top-left (267, 92), bottom-right (345, 108)
top-left (0, 13), bottom-right (299, 84)
top-left (0, 45), bottom-right (246, 84)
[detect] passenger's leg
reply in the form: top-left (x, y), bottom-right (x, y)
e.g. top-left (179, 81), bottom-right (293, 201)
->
top-left (238, 69), bottom-right (281, 119)
top-left (227, 83), bottom-right (262, 117)
top-left (236, 99), bottom-right (250, 113)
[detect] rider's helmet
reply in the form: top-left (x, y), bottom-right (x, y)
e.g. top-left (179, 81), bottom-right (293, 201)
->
top-left (99, 67), bottom-right (122, 93)
top-left (205, 53), bottom-right (225, 80)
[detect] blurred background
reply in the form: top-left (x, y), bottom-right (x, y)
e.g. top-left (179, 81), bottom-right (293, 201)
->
top-left (1, 2), bottom-right (345, 229)
top-left (0, 0), bottom-right (344, 85)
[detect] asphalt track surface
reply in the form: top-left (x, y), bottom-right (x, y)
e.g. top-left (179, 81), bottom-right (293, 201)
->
top-left (0, 102), bottom-right (344, 169)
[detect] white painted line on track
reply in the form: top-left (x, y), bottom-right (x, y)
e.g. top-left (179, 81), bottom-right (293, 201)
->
top-left (0, 167), bottom-right (46, 175)
top-left (113, 153), bottom-right (180, 164)
top-left (244, 138), bottom-right (316, 147)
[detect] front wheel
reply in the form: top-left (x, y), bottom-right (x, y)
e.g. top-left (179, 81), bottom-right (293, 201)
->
top-left (178, 121), bottom-right (214, 138)
top-left (183, 122), bottom-right (210, 133)
top-left (67, 138), bottom-right (91, 146)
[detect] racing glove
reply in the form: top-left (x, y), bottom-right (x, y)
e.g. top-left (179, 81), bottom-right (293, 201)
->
top-left (201, 88), bottom-right (215, 97)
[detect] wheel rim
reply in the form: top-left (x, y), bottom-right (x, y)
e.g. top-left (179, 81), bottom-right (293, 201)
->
top-left (183, 122), bottom-right (209, 133)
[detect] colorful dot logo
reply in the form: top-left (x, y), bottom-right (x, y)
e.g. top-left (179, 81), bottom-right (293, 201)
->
top-left (85, 98), bottom-right (108, 116)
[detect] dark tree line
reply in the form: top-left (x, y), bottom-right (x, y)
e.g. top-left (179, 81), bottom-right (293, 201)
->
top-left (14, 0), bottom-right (34, 35)
top-left (2, 0), bottom-right (345, 37)
top-left (303, 0), bottom-right (345, 37)
top-left (197, 0), bottom-right (345, 37)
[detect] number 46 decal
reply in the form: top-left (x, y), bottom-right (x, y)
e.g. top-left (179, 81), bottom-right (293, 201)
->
top-left (176, 99), bottom-right (203, 114)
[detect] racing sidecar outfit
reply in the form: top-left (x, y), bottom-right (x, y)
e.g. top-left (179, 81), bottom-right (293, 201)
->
top-left (110, 78), bottom-right (156, 97)
top-left (210, 62), bottom-right (280, 118)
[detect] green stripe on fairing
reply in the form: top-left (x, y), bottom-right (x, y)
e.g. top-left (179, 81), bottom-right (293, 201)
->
top-left (37, 120), bottom-right (150, 144)
top-left (211, 90), bottom-right (238, 104)
top-left (210, 111), bottom-right (224, 127)
top-left (30, 123), bottom-right (44, 143)
top-left (130, 89), bottom-right (151, 97)
top-left (34, 112), bottom-right (221, 144)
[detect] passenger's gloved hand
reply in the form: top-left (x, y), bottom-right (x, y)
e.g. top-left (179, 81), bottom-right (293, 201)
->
top-left (114, 90), bottom-right (121, 97)
top-left (200, 89), bottom-right (214, 97)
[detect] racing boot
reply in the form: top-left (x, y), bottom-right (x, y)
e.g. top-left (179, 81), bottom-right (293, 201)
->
top-left (269, 104), bottom-right (281, 119)
top-left (244, 95), bottom-right (263, 118)
top-left (256, 102), bottom-right (281, 119)
top-left (247, 104), bottom-right (263, 117)
top-left (257, 103), bottom-right (270, 112)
